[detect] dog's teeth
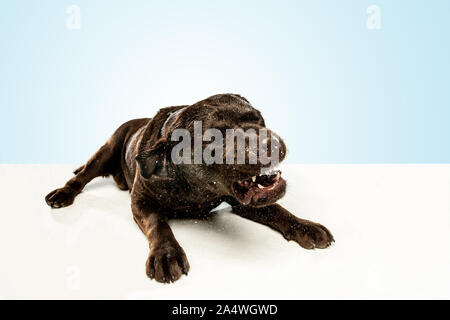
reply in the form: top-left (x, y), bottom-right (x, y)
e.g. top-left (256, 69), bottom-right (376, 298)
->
top-left (257, 184), bottom-right (264, 189)
top-left (252, 176), bottom-right (256, 182)
top-left (275, 172), bottom-right (280, 180)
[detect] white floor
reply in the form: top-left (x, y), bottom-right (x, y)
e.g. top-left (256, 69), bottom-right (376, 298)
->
top-left (0, 164), bottom-right (449, 299)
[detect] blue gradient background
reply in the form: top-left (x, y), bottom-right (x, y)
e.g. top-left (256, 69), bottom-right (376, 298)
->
top-left (1, 1), bottom-right (449, 163)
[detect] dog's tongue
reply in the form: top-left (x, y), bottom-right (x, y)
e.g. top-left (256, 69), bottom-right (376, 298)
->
top-left (235, 171), bottom-right (282, 205)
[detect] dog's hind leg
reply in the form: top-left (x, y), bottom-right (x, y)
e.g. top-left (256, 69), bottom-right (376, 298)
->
top-left (45, 119), bottom-right (149, 208)
top-left (44, 120), bottom-right (141, 208)
top-left (73, 165), bottom-right (84, 175)
top-left (45, 141), bottom-right (120, 208)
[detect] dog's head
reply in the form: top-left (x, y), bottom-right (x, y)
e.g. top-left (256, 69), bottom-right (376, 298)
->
top-left (136, 94), bottom-right (287, 207)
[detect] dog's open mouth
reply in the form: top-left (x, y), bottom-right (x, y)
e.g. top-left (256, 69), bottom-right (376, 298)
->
top-left (232, 170), bottom-right (286, 206)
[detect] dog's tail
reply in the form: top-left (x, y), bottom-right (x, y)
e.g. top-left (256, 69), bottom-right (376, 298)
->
top-left (73, 165), bottom-right (84, 175)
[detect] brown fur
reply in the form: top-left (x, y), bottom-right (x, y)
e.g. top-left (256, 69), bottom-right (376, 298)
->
top-left (45, 93), bottom-right (334, 283)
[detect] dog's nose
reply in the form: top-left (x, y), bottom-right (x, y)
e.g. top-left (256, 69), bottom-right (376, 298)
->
top-left (261, 130), bottom-right (287, 163)
top-left (225, 125), bottom-right (287, 167)
top-left (276, 135), bottom-right (287, 162)
top-left (240, 125), bottom-right (286, 165)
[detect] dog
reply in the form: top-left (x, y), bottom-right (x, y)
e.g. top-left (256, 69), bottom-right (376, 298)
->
top-left (45, 93), bottom-right (334, 283)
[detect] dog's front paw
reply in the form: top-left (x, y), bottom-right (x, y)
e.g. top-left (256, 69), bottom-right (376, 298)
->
top-left (45, 187), bottom-right (78, 208)
top-left (146, 243), bottom-right (190, 283)
top-left (285, 220), bottom-right (334, 249)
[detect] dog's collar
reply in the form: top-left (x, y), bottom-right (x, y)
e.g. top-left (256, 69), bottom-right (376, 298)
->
top-left (160, 106), bottom-right (187, 138)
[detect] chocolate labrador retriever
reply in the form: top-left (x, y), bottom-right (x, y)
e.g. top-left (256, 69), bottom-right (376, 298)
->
top-left (45, 93), bottom-right (334, 283)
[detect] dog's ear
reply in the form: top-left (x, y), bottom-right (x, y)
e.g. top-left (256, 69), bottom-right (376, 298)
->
top-left (136, 105), bottom-right (187, 179)
top-left (135, 150), bottom-right (160, 179)
top-left (136, 138), bottom-right (172, 179)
